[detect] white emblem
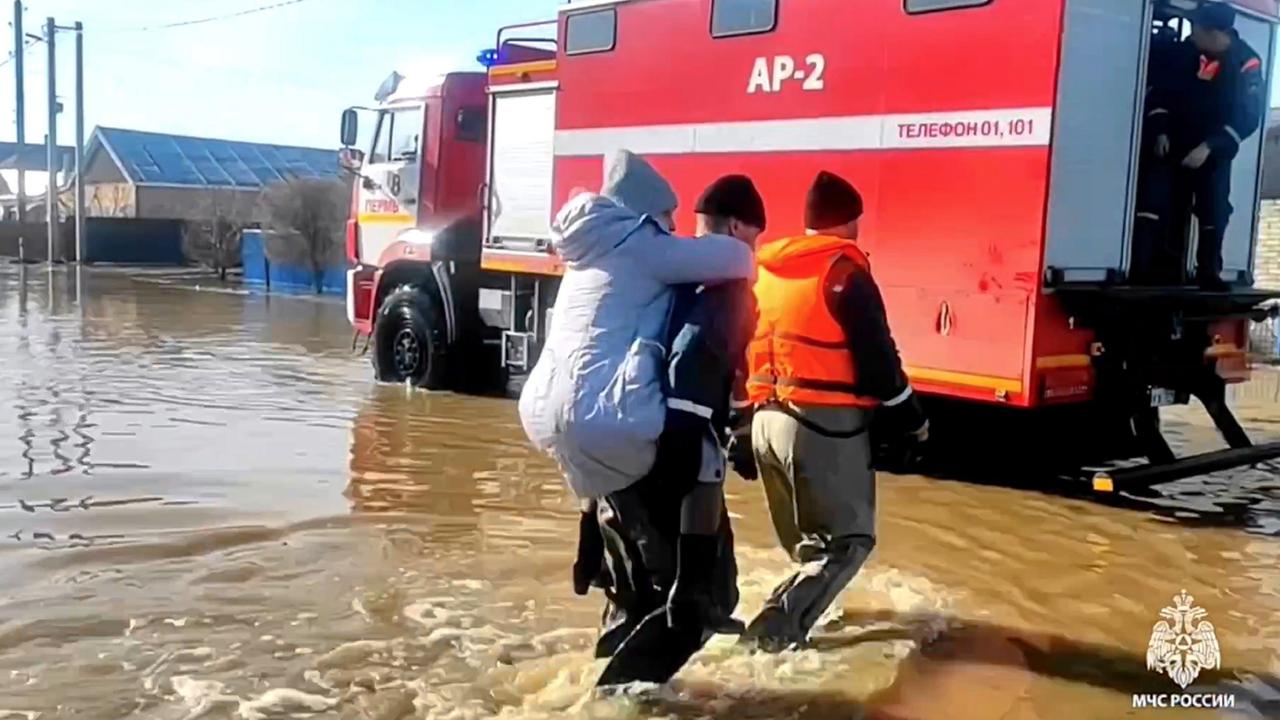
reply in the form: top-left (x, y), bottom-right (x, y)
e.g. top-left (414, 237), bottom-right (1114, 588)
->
top-left (1146, 589), bottom-right (1221, 689)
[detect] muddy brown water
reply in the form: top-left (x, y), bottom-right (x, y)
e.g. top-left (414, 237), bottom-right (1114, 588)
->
top-left (0, 266), bottom-right (1277, 720)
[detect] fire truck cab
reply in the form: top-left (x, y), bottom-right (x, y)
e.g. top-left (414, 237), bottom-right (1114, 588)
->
top-left (339, 71), bottom-right (495, 388)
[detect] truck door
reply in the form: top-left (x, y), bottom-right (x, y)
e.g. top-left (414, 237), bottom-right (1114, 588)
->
top-left (1043, 0), bottom-right (1152, 284)
top-left (484, 85), bottom-right (558, 254)
top-left (1222, 11), bottom-right (1276, 283)
top-left (358, 103), bottom-right (425, 263)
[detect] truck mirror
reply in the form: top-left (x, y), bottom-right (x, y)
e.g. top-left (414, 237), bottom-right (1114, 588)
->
top-left (340, 108), bottom-right (359, 147)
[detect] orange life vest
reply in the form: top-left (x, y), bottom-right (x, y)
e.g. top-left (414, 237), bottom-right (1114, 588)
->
top-left (746, 234), bottom-right (878, 408)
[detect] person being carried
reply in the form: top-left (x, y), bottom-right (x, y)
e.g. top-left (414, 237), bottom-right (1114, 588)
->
top-left (734, 171), bottom-right (928, 652)
top-left (516, 154), bottom-right (757, 683)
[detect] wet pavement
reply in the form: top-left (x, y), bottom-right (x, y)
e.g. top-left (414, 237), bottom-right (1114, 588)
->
top-left (0, 265), bottom-right (1277, 719)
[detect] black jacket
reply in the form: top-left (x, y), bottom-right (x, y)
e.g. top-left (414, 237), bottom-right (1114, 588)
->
top-left (824, 255), bottom-right (926, 432)
top-left (663, 280), bottom-right (754, 449)
top-left (1147, 33), bottom-right (1264, 160)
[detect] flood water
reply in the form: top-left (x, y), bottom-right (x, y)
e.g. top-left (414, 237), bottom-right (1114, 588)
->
top-left (1, 266), bottom-right (1278, 720)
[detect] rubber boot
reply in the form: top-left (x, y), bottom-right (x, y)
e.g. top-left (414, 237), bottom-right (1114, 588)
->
top-left (573, 509), bottom-right (604, 596)
top-left (1195, 225), bottom-right (1228, 292)
top-left (595, 534), bottom-right (742, 687)
top-left (741, 605), bottom-right (805, 654)
top-left (666, 533), bottom-right (745, 635)
top-left (596, 599), bottom-right (656, 659)
top-left (1129, 216), bottom-right (1160, 286)
top-left (595, 607), bottom-right (704, 687)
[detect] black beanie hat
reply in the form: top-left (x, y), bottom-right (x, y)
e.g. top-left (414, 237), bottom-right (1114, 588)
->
top-left (805, 171), bottom-right (863, 230)
top-left (695, 174), bottom-right (767, 231)
top-left (1193, 2), bottom-right (1236, 31)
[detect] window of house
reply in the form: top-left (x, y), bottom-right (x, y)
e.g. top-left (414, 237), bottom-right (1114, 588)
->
top-left (712, 0), bottom-right (778, 38)
top-left (905, 0), bottom-right (993, 14)
top-left (565, 9), bottom-right (617, 55)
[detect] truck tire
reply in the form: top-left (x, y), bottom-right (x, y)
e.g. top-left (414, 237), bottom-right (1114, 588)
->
top-left (372, 285), bottom-right (449, 390)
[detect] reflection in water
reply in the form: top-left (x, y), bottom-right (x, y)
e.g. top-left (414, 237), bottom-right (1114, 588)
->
top-left (0, 266), bottom-right (1276, 719)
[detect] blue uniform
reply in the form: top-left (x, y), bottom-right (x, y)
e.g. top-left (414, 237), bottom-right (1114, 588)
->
top-left (592, 280), bottom-right (752, 660)
top-left (1133, 32), bottom-right (1264, 284)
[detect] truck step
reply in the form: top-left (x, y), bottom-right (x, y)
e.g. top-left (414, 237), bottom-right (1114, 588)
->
top-left (1090, 441), bottom-right (1280, 492)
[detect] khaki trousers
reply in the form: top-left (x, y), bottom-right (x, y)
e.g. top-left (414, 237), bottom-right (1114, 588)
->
top-left (751, 404), bottom-right (877, 639)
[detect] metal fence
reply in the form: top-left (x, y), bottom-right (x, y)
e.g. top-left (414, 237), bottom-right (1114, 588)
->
top-left (1250, 302), bottom-right (1280, 364)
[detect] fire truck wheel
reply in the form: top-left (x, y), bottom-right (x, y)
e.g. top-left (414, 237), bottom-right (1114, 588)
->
top-left (372, 285), bottom-right (449, 390)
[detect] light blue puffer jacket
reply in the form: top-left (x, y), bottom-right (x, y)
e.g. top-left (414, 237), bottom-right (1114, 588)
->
top-left (518, 190), bottom-right (755, 500)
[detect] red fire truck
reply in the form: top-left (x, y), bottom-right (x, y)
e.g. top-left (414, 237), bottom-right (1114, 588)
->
top-left (339, 0), bottom-right (1280, 487)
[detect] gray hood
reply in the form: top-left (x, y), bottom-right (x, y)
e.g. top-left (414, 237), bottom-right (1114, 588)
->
top-left (551, 192), bottom-right (651, 267)
top-left (550, 151), bottom-right (678, 267)
top-left (600, 150), bottom-right (678, 220)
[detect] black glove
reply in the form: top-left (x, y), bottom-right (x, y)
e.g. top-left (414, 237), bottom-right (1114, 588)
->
top-left (666, 533), bottom-right (745, 635)
top-left (874, 393), bottom-right (929, 470)
top-left (572, 508), bottom-right (604, 596)
top-left (897, 422), bottom-right (929, 467)
top-left (726, 427), bottom-right (758, 480)
top-left (879, 393), bottom-right (928, 438)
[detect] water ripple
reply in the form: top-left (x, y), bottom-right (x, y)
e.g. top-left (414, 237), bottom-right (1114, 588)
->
top-left (0, 266), bottom-right (1275, 719)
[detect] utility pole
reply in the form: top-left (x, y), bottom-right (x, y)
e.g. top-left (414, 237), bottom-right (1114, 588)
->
top-left (73, 21), bottom-right (84, 264)
top-left (44, 16), bottom-right (56, 264)
top-left (13, 1), bottom-right (25, 226)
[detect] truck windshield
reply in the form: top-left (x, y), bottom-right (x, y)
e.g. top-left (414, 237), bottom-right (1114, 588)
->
top-left (369, 105), bottom-right (425, 164)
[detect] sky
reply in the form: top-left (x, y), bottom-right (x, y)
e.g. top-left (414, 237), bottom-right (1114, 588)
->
top-left (0, 0), bottom-right (561, 153)
top-left (3, 0), bottom-right (1280, 158)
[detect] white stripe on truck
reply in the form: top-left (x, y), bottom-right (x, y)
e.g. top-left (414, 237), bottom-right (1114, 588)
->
top-left (554, 107), bottom-right (1053, 157)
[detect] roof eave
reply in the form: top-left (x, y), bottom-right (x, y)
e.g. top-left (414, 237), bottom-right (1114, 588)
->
top-left (133, 181), bottom-right (265, 190)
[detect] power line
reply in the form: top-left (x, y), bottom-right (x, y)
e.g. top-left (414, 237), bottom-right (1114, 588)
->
top-left (0, 34), bottom-right (39, 71)
top-left (114, 0), bottom-right (314, 32)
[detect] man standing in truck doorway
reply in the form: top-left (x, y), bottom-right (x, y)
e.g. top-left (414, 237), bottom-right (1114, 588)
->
top-left (1138, 1), bottom-right (1264, 290)
top-left (734, 171), bottom-right (928, 652)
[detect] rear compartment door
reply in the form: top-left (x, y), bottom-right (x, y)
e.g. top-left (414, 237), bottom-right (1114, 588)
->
top-left (1223, 13), bottom-right (1276, 282)
top-left (486, 86), bottom-right (558, 252)
top-left (1043, 0), bottom-right (1151, 283)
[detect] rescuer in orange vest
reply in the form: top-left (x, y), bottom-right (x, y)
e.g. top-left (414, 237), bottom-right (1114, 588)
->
top-left (733, 171), bottom-right (928, 652)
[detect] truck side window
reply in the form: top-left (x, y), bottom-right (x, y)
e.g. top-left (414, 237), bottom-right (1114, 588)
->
top-left (905, 0), bottom-right (992, 13)
top-left (390, 112), bottom-right (420, 161)
top-left (565, 9), bottom-right (616, 55)
top-left (370, 106), bottom-right (425, 163)
top-left (456, 107), bottom-right (487, 143)
top-left (712, 0), bottom-right (777, 38)
top-left (369, 113), bottom-right (391, 165)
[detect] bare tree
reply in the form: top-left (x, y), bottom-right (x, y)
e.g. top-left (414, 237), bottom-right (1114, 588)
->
top-left (260, 177), bottom-right (350, 293)
top-left (87, 184), bottom-right (136, 217)
top-left (182, 189), bottom-right (257, 280)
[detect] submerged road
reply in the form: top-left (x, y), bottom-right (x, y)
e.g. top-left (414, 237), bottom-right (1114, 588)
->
top-left (0, 266), bottom-right (1276, 719)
